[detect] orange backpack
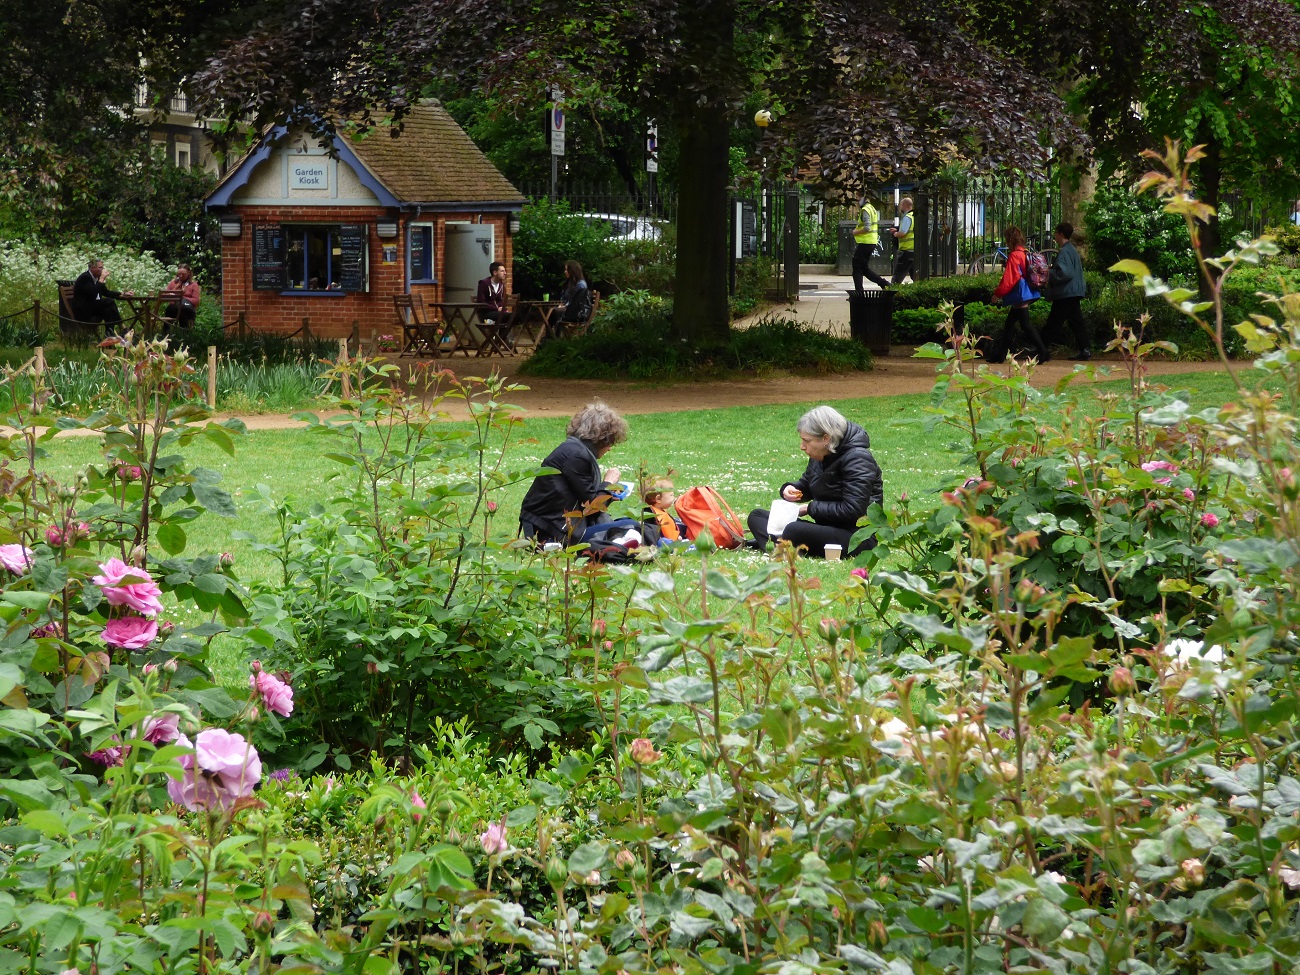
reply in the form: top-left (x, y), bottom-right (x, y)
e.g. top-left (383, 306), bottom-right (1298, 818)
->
top-left (676, 486), bottom-right (747, 549)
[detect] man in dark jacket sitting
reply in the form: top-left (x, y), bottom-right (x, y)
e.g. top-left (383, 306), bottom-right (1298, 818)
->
top-left (72, 258), bottom-right (132, 334)
top-left (475, 261), bottom-right (508, 324)
top-left (747, 405), bottom-right (884, 558)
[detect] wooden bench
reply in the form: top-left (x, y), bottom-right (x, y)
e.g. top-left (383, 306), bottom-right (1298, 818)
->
top-left (393, 294), bottom-right (452, 357)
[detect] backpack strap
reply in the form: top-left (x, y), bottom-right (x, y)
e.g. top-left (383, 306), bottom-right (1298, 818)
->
top-left (702, 487), bottom-right (746, 546)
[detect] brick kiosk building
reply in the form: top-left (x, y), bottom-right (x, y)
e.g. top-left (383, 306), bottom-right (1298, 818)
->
top-left (205, 101), bottom-right (526, 339)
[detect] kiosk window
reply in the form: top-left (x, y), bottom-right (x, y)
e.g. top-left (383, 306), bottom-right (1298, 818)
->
top-left (281, 224), bottom-right (369, 292)
top-left (285, 227), bottom-right (334, 290)
top-left (410, 224), bottom-right (434, 282)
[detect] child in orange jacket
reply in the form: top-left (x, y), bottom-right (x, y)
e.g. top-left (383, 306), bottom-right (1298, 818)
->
top-left (643, 477), bottom-right (684, 543)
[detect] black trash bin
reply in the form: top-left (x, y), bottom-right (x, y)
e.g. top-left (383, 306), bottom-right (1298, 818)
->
top-left (848, 290), bottom-right (895, 355)
top-left (836, 221), bottom-right (858, 276)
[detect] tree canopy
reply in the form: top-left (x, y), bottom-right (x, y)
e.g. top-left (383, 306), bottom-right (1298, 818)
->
top-left (193, 0), bottom-right (1080, 342)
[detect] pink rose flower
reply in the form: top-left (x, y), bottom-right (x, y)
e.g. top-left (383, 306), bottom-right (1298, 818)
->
top-left (479, 816), bottom-right (508, 855)
top-left (1141, 460), bottom-right (1179, 474)
top-left (166, 729), bottom-right (262, 812)
top-left (0, 544), bottom-right (34, 574)
top-left (88, 742), bottom-right (124, 767)
top-left (46, 525), bottom-right (66, 547)
top-left (1155, 477), bottom-right (1173, 486)
top-left (93, 558), bottom-right (164, 616)
top-left (103, 616), bottom-right (158, 650)
top-left (1183, 488), bottom-right (1195, 501)
top-left (850, 567), bottom-right (869, 580)
top-left (1201, 512), bottom-right (1220, 528)
top-left (249, 668), bottom-right (294, 717)
top-left (141, 712), bottom-right (180, 744)
top-left (411, 791), bottom-right (426, 821)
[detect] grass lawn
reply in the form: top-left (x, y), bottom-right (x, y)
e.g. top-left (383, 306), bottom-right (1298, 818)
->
top-left (29, 365), bottom-right (1254, 681)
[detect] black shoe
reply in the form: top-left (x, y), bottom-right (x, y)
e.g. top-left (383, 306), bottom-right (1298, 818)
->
top-left (1035, 352), bottom-right (1052, 363)
top-left (1070, 350), bottom-right (1092, 361)
top-left (745, 537), bottom-right (767, 551)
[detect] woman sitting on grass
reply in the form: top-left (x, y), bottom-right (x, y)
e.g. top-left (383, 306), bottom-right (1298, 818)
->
top-left (747, 405), bottom-right (883, 558)
top-left (518, 401), bottom-right (630, 546)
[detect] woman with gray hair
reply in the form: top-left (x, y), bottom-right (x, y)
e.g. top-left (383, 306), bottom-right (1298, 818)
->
top-left (519, 401), bottom-right (631, 544)
top-left (747, 405), bottom-right (883, 557)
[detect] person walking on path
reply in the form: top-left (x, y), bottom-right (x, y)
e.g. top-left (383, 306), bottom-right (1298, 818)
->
top-left (985, 225), bottom-right (1049, 363)
top-left (1043, 222), bottom-right (1090, 360)
top-left (890, 197), bottom-right (916, 284)
top-left (851, 194), bottom-right (889, 294)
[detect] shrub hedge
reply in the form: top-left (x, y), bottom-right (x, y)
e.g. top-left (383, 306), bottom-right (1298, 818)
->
top-left (520, 310), bottom-right (872, 380)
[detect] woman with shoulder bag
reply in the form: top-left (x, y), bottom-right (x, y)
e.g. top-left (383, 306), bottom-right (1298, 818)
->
top-left (985, 226), bottom-right (1049, 363)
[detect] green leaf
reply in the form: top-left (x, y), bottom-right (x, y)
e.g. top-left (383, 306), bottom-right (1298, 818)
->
top-left (202, 424), bottom-right (236, 455)
top-left (568, 841), bottom-right (606, 875)
top-left (426, 844), bottom-right (475, 891)
top-left (905, 905), bottom-right (948, 933)
top-left (1109, 258), bottom-right (1152, 278)
top-left (192, 573), bottom-right (228, 594)
top-left (1021, 897), bottom-right (1070, 941)
top-left (192, 481), bottom-right (237, 518)
top-left (0, 710), bottom-right (50, 738)
top-left (157, 522), bottom-right (187, 555)
top-left (0, 591), bottom-right (52, 612)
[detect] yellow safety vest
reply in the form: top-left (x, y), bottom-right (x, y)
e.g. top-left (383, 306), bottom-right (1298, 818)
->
top-left (854, 203), bottom-right (879, 245)
top-left (897, 212), bottom-right (915, 251)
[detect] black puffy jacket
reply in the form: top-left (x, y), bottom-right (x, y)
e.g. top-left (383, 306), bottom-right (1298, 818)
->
top-left (518, 436), bottom-right (612, 541)
top-left (783, 422), bottom-right (883, 529)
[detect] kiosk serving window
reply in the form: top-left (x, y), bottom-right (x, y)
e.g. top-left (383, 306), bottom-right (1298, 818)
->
top-left (253, 224), bottom-right (369, 292)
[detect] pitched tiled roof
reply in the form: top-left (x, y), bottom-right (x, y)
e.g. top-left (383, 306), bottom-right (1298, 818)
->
top-left (346, 101), bottom-right (525, 205)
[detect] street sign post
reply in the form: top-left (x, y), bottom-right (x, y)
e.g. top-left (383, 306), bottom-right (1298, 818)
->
top-left (549, 86), bottom-right (565, 201)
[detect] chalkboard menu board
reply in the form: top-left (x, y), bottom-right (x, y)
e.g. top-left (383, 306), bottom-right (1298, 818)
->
top-left (252, 225), bottom-right (286, 290)
top-left (409, 226), bottom-right (430, 280)
top-left (336, 224), bottom-right (368, 292)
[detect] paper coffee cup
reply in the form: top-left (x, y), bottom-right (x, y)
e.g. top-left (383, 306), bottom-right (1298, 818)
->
top-left (824, 544), bottom-right (842, 561)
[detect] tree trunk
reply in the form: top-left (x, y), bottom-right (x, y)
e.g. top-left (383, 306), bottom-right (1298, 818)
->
top-left (671, 102), bottom-right (733, 346)
top-left (668, 0), bottom-right (736, 347)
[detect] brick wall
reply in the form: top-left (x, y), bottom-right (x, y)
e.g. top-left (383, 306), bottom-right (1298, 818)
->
top-left (220, 206), bottom-right (516, 340)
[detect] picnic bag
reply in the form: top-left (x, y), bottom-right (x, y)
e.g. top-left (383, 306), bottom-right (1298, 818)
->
top-left (676, 486), bottom-right (746, 549)
top-left (1022, 249), bottom-right (1049, 292)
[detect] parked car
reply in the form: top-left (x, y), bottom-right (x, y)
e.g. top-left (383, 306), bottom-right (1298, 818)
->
top-left (572, 212), bottom-right (665, 243)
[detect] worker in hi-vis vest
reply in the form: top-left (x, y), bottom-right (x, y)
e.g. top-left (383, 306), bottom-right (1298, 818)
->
top-left (890, 196), bottom-right (916, 284)
top-left (851, 194), bottom-right (890, 294)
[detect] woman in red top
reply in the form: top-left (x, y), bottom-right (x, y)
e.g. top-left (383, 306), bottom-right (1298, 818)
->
top-left (985, 226), bottom-right (1048, 363)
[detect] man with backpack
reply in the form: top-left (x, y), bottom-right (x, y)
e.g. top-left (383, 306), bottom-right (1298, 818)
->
top-left (1043, 222), bottom-right (1090, 360)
